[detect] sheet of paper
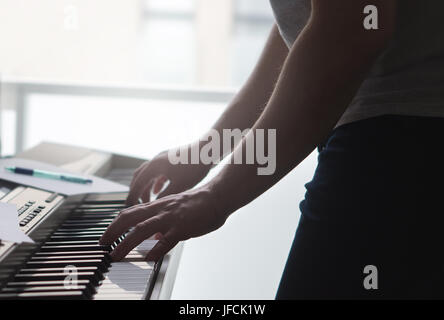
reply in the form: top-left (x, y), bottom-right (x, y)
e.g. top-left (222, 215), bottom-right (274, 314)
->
top-left (0, 202), bottom-right (34, 244)
top-left (0, 158), bottom-right (129, 196)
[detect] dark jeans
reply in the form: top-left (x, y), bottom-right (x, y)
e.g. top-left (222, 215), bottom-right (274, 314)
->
top-left (276, 115), bottom-right (444, 299)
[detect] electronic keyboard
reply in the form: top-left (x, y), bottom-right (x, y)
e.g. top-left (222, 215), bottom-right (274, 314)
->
top-left (0, 142), bottom-right (183, 300)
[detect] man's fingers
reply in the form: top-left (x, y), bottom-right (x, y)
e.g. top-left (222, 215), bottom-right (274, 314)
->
top-left (127, 164), bottom-right (156, 206)
top-left (140, 180), bottom-right (154, 203)
top-left (157, 182), bottom-right (183, 199)
top-left (99, 202), bottom-right (160, 245)
top-left (153, 175), bottom-right (168, 194)
top-left (110, 217), bottom-right (162, 261)
top-left (130, 164), bottom-right (144, 185)
top-left (145, 230), bottom-right (178, 262)
top-left (129, 163), bottom-right (148, 192)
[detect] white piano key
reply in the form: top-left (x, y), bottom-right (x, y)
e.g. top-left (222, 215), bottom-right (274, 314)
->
top-left (95, 294), bottom-right (145, 300)
top-left (93, 248), bottom-right (156, 300)
top-left (136, 239), bottom-right (158, 251)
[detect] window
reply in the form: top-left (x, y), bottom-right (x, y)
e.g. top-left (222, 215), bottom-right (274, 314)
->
top-left (0, 0), bottom-right (274, 87)
top-left (1, 0), bottom-right (275, 155)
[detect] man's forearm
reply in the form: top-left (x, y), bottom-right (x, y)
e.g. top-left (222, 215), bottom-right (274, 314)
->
top-left (207, 0), bottom-right (396, 216)
top-left (198, 25), bottom-right (288, 160)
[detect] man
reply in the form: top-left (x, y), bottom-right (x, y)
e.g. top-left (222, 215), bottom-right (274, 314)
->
top-left (100, 0), bottom-right (444, 298)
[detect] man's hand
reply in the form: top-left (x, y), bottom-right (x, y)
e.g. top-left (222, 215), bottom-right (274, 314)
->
top-left (100, 186), bottom-right (227, 261)
top-left (126, 145), bottom-right (212, 206)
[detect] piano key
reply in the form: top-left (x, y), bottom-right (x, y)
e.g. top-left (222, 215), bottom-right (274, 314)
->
top-left (40, 244), bottom-right (112, 252)
top-left (64, 219), bottom-right (114, 224)
top-left (72, 209), bottom-right (120, 214)
top-left (77, 204), bottom-right (124, 209)
top-left (2, 284), bottom-right (86, 292)
top-left (34, 250), bottom-right (109, 257)
top-left (43, 240), bottom-right (102, 246)
top-left (52, 230), bottom-right (105, 234)
top-left (52, 232), bottom-right (106, 237)
top-left (1, 285), bottom-right (94, 299)
top-left (70, 211), bottom-right (117, 214)
top-left (63, 217), bottom-right (113, 221)
top-left (31, 254), bottom-right (108, 262)
top-left (50, 235), bottom-right (102, 241)
top-left (0, 291), bottom-right (87, 300)
top-left (30, 256), bottom-right (110, 265)
top-left (7, 279), bottom-right (92, 287)
top-left (26, 259), bottom-right (109, 271)
top-left (82, 199), bottom-right (126, 205)
top-left (66, 215), bottom-right (118, 220)
top-left (83, 195), bottom-right (126, 204)
top-left (20, 266), bottom-right (100, 274)
top-left (56, 227), bottom-right (107, 233)
top-left (94, 294), bottom-right (146, 300)
top-left (14, 272), bottom-right (102, 285)
top-left (28, 258), bottom-right (111, 269)
top-left (60, 222), bottom-right (111, 228)
top-left (93, 261), bottom-right (155, 300)
top-left (77, 207), bottom-right (124, 211)
top-left (135, 240), bottom-right (158, 251)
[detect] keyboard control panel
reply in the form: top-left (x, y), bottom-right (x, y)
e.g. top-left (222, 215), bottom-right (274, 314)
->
top-left (1, 186), bottom-right (64, 234)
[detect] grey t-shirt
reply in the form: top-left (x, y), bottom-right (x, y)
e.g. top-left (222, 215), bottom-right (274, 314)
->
top-left (270, 0), bottom-right (444, 127)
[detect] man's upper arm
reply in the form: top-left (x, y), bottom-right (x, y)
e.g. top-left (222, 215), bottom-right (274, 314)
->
top-left (310, 0), bottom-right (397, 49)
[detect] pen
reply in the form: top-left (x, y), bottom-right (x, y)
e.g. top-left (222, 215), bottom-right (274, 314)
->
top-left (5, 166), bottom-right (93, 184)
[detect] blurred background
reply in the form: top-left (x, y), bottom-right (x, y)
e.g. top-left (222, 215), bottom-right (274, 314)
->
top-left (0, 0), bottom-right (317, 299)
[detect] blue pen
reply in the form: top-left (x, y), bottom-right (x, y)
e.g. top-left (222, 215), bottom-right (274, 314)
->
top-left (5, 166), bottom-right (93, 184)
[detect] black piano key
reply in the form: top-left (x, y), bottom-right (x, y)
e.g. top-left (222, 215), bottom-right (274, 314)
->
top-left (66, 214), bottom-right (118, 220)
top-left (31, 255), bottom-right (108, 262)
top-left (72, 209), bottom-right (120, 214)
top-left (34, 254), bottom-right (111, 265)
top-left (64, 218), bottom-right (114, 223)
top-left (14, 272), bottom-right (102, 285)
top-left (50, 235), bottom-right (102, 241)
top-left (33, 250), bottom-right (111, 261)
top-left (72, 211), bottom-right (117, 214)
top-left (30, 255), bottom-right (110, 265)
top-left (78, 201), bottom-right (125, 206)
top-left (26, 259), bottom-right (109, 272)
top-left (52, 231), bottom-right (103, 237)
top-left (20, 266), bottom-right (100, 274)
top-left (56, 227), bottom-right (107, 232)
top-left (60, 222), bottom-right (111, 228)
top-left (68, 214), bottom-right (115, 218)
top-left (52, 230), bottom-right (105, 234)
top-left (73, 205), bottom-right (121, 210)
top-left (76, 209), bottom-right (123, 213)
top-left (71, 209), bottom-right (120, 213)
top-left (83, 197), bottom-right (126, 205)
top-left (83, 200), bottom-right (126, 205)
top-left (0, 291), bottom-right (87, 300)
top-left (34, 250), bottom-right (109, 256)
top-left (43, 239), bottom-right (122, 248)
top-left (40, 244), bottom-right (112, 252)
top-left (43, 240), bottom-right (101, 246)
